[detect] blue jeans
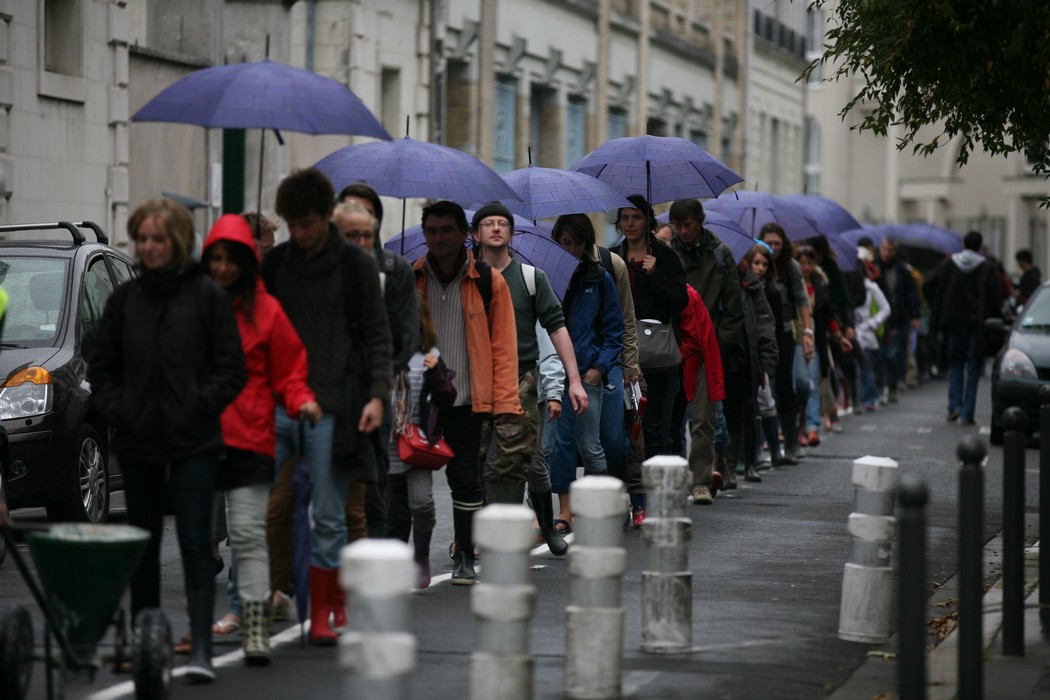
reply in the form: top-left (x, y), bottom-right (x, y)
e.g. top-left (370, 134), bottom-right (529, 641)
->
top-left (860, 349), bottom-right (879, 407)
top-left (599, 363), bottom-right (630, 469)
top-left (804, 352), bottom-right (822, 433)
top-left (274, 411), bottom-right (346, 569)
top-left (946, 327), bottom-right (980, 422)
top-left (714, 401), bottom-right (728, 456)
top-left (793, 342), bottom-right (812, 416)
top-left (123, 453), bottom-right (218, 616)
top-left (549, 379), bottom-right (606, 493)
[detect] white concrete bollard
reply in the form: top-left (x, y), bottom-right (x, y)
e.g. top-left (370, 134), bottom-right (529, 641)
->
top-left (339, 539), bottom-right (417, 700)
top-left (565, 476), bottom-right (627, 700)
top-left (469, 504), bottom-right (537, 700)
top-left (838, 455), bottom-right (900, 643)
top-left (640, 455), bottom-right (693, 654)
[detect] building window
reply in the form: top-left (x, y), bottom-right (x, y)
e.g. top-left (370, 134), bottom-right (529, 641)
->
top-left (608, 108), bottom-right (627, 141)
top-left (806, 7), bottom-right (824, 85)
top-left (530, 86), bottom-right (559, 167)
top-left (804, 117), bottom-right (821, 194)
top-left (566, 97), bottom-right (587, 168)
top-left (380, 68), bottom-right (401, 137)
top-left (494, 76), bottom-right (517, 174)
top-left (39, 0), bottom-right (86, 102)
top-left (689, 129), bottom-right (708, 151)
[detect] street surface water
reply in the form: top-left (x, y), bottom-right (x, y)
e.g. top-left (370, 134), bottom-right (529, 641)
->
top-left (1, 376), bottom-right (1031, 699)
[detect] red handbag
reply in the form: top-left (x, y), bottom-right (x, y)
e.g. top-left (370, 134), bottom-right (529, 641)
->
top-left (397, 423), bottom-right (454, 470)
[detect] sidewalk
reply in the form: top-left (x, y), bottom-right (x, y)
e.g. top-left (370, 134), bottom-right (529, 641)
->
top-left (835, 515), bottom-right (1050, 699)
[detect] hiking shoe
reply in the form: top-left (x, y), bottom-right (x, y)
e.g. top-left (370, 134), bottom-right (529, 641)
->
top-left (691, 485), bottom-right (713, 505)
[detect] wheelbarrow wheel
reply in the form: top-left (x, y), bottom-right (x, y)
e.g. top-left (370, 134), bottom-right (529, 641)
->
top-left (0, 605), bottom-right (33, 700)
top-left (132, 608), bottom-right (172, 700)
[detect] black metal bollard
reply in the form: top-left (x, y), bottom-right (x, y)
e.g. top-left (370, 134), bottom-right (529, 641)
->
top-left (958, 436), bottom-right (986, 700)
top-left (897, 473), bottom-right (928, 700)
top-left (1040, 385), bottom-right (1050, 635)
top-left (1002, 406), bottom-right (1026, 657)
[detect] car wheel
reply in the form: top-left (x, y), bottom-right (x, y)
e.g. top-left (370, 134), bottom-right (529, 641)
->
top-left (0, 605), bottom-right (34, 700)
top-left (47, 425), bottom-right (109, 523)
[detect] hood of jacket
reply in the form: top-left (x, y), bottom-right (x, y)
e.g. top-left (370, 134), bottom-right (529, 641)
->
top-left (202, 214), bottom-right (261, 260)
top-left (951, 249), bottom-right (985, 274)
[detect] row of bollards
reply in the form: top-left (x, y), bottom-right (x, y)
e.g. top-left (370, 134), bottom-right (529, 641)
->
top-left (837, 395), bottom-right (1047, 700)
top-left (337, 456), bottom-right (695, 699)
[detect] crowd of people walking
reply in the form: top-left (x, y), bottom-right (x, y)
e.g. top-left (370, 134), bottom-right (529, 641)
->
top-left (86, 167), bottom-right (1025, 679)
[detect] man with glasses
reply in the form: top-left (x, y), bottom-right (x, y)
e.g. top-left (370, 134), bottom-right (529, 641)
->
top-left (415, 200), bottom-right (522, 584)
top-left (471, 202), bottom-right (588, 555)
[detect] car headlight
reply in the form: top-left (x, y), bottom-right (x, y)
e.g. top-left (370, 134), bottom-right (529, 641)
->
top-left (1001, 349), bottom-right (1038, 380)
top-left (0, 367), bottom-right (53, 419)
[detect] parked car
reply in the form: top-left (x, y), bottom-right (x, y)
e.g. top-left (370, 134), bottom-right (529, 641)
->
top-left (987, 281), bottom-right (1050, 445)
top-left (0, 222), bottom-right (134, 523)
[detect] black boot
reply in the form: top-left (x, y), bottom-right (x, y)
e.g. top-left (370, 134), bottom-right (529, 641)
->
top-left (450, 507), bottom-right (477, 585)
top-left (530, 489), bottom-right (568, 556)
top-left (185, 590), bottom-right (215, 682)
top-left (724, 432), bottom-right (741, 489)
top-left (762, 415), bottom-right (793, 465)
top-left (744, 464), bottom-right (762, 482)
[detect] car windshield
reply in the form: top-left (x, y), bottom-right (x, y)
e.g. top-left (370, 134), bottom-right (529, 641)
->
top-left (1020, 288), bottom-right (1050, 330)
top-left (0, 256), bottom-right (68, 346)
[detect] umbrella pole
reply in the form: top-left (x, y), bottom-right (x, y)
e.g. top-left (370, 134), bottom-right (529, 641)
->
top-left (400, 199), bottom-right (407, 255)
top-left (646, 160), bottom-right (652, 209)
top-left (256, 129), bottom-right (265, 220)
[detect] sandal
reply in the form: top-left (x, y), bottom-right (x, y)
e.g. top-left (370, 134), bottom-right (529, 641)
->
top-left (173, 633), bottom-right (192, 655)
top-left (553, 518), bottom-right (573, 535)
top-left (212, 613), bottom-right (241, 636)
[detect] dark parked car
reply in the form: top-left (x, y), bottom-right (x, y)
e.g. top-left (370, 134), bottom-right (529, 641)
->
top-left (0, 222), bottom-right (134, 523)
top-left (988, 281), bottom-right (1050, 445)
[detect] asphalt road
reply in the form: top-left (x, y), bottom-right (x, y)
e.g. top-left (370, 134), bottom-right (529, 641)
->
top-left (0, 374), bottom-right (1030, 699)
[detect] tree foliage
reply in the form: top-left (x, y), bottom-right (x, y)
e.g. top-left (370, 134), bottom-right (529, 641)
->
top-left (807, 0), bottom-right (1050, 176)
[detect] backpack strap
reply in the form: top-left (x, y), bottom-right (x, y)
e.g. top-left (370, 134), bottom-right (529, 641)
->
top-left (597, 246), bottom-right (615, 278)
top-left (521, 263), bottom-right (537, 298)
top-left (474, 259), bottom-right (493, 316)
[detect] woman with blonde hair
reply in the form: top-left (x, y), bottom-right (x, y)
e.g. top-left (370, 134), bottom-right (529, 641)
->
top-left (88, 197), bottom-right (246, 682)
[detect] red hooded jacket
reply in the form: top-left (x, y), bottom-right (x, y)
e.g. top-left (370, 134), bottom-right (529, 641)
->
top-left (680, 284), bottom-right (726, 403)
top-left (202, 215), bottom-right (315, 456)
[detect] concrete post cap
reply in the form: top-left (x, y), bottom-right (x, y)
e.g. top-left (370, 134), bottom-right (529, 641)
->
top-left (340, 539), bottom-right (415, 595)
top-left (851, 456), bottom-right (900, 490)
top-left (571, 475), bottom-right (627, 517)
top-left (474, 504), bottom-right (537, 550)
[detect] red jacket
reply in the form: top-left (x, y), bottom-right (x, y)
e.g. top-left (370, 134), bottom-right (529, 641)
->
top-left (680, 284), bottom-right (726, 403)
top-left (203, 215), bottom-right (315, 456)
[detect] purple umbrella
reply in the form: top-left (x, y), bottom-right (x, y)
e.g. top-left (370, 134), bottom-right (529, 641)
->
top-left (780, 194), bottom-right (862, 236)
top-left (570, 135), bottom-right (743, 205)
top-left (132, 59), bottom-right (391, 138)
top-left (704, 190), bottom-right (822, 242)
top-left (497, 166), bottom-right (634, 219)
top-left (795, 233), bottom-right (859, 272)
top-left (386, 214), bottom-right (579, 299)
top-left (841, 223), bottom-right (963, 254)
top-left (656, 209), bottom-right (760, 263)
top-left (314, 138), bottom-right (521, 206)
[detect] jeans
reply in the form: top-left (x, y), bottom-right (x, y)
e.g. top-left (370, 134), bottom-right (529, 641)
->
top-left (793, 342), bottom-right (812, 417)
top-left (946, 327), bottom-right (981, 422)
top-left (274, 411), bottom-right (346, 569)
top-left (549, 378), bottom-right (606, 493)
top-left (123, 453), bottom-right (217, 617)
top-left (804, 351), bottom-right (822, 433)
top-left (226, 482), bottom-right (270, 610)
top-left (881, 326), bottom-right (909, 392)
top-left (860, 349), bottom-right (879, 407)
top-left (599, 363), bottom-right (631, 471)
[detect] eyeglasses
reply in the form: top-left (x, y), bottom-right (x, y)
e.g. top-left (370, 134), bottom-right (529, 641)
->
top-left (343, 230), bottom-right (374, 241)
top-left (479, 220), bottom-right (511, 231)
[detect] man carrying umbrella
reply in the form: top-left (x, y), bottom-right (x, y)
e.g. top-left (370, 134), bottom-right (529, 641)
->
top-left (471, 202), bottom-right (588, 555)
top-left (415, 200), bottom-right (523, 585)
top-left (668, 199), bottom-right (744, 505)
top-left (261, 168), bottom-right (392, 644)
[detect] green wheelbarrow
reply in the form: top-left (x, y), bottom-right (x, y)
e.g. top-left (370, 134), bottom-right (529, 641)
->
top-left (0, 520), bottom-right (172, 699)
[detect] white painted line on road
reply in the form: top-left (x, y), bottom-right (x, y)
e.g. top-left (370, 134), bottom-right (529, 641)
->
top-left (91, 531), bottom-right (581, 699)
top-left (623, 670), bottom-right (661, 695)
top-left (918, 427), bottom-right (933, 434)
top-left (862, 424), bottom-right (877, 432)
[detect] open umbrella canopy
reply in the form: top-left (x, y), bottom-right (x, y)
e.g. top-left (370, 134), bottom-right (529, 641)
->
top-left (841, 223), bottom-right (963, 255)
top-left (704, 190), bottom-right (822, 242)
top-left (132, 59), bottom-right (391, 139)
top-left (314, 137), bottom-right (521, 206)
top-left (780, 194), bottom-right (862, 236)
top-left (386, 214), bottom-right (578, 299)
top-left (656, 209), bottom-right (760, 263)
top-left (498, 166), bottom-right (633, 219)
top-left (795, 233), bottom-right (859, 272)
top-left (570, 135), bottom-right (743, 204)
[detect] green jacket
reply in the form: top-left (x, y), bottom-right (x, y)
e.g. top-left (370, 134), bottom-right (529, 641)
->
top-left (670, 229), bottom-right (744, 361)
